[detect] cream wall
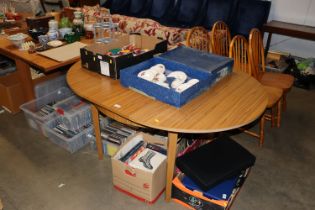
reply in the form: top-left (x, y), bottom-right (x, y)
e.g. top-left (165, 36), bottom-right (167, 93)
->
top-left (267, 0), bottom-right (315, 58)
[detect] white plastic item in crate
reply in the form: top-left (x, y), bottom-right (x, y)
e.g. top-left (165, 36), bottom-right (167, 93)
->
top-left (44, 117), bottom-right (94, 153)
top-left (20, 87), bottom-right (73, 134)
top-left (35, 74), bottom-right (68, 98)
top-left (54, 95), bottom-right (92, 131)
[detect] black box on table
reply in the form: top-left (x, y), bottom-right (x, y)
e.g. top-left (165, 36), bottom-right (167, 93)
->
top-left (80, 34), bottom-right (167, 79)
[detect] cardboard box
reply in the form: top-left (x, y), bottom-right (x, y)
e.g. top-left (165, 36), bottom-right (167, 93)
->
top-left (80, 34), bottom-right (167, 79)
top-left (0, 72), bottom-right (25, 114)
top-left (120, 57), bottom-right (214, 107)
top-left (111, 132), bottom-right (167, 204)
top-left (26, 15), bottom-right (54, 29)
top-left (172, 170), bottom-right (250, 210)
top-left (266, 51), bottom-right (289, 73)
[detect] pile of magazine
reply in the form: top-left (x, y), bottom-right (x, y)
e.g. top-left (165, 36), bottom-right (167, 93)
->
top-left (118, 137), bottom-right (167, 172)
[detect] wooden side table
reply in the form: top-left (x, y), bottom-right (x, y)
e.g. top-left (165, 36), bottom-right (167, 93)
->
top-left (262, 20), bottom-right (315, 57)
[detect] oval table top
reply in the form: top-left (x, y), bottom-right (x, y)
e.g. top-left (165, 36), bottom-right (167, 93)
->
top-left (67, 61), bottom-right (268, 133)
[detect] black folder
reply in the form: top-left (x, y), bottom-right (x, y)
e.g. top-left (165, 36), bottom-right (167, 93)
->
top-left (176, 136), bottom-right (255, 191)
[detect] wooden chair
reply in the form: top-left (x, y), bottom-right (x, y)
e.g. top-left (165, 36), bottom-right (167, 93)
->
top-left (211, 21), bottom-right (231, 57)
top-left (186, 26), bottom-right (210, 52)
top-left (40, 0), bottom-right (64, 13)
top-left (249, 28), bottom-right (294, 111)
top-left (229, 35), bottom-right (283, 147)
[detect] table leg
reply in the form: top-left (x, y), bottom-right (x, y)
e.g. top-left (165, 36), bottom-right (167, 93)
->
top-left (264, 32), bottom-right (272, 58)
top-left (15, 58), bottom-right (35, 100)
top-left (91, 104), bottom-right (103, 160)
top-left (165, 132), bottom-right (178, 202)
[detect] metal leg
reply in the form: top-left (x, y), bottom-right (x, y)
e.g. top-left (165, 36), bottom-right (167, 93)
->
top-left (165, 132), bottom-right (178, 202)
top-left (264, 32), bottom-right (272, 58)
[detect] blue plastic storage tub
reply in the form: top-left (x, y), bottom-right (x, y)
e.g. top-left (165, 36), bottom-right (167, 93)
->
top-left (120, 57), bottom-right (213, 107)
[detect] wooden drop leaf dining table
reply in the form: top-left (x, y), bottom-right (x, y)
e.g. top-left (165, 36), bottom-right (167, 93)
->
top-left (67, 61), bottom-right (268, 202)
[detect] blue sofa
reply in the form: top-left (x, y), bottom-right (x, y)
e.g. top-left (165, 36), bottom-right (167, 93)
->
top-left (102, 0), bottom-right (271, 45)
top-left (103, 0), bottom-right (271, 37)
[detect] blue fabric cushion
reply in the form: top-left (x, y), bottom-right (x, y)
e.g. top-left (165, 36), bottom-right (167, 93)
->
top-left (150, 0), bottom-right (174, 19)
top-left (109, 0), bottom-right (131, 15)
top-left (203, 0), bottom-right (237, 29)
top-left (129, 0), bottom-right (152, 17)
top-left (174, 0), bottom-right (207, 27)
top-left (230, 0), bottom-right (271, 37)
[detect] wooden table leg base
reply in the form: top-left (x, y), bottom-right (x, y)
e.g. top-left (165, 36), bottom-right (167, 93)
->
top-left (91, 104), bottom-right (103, 160)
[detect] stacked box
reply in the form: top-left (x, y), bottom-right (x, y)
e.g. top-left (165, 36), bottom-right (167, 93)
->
top-left (43, 96), bottom-right (93, 153)
top-left (44, 117), bottom-right (94, 153)
top-left (34, 74), bottom-right (68, 98)
top-left (172, 170), bottom-right (250, 210)
top-left (112, 132), bottom-right (167, 204)
top-left (20, 87), bottom-right (73, 135)
top-left (54, 96), bottom-right (92, 131)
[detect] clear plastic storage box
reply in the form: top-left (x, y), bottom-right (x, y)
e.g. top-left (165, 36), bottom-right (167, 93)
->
top-left (54, 95), bottom-right (92, 132)
top-left (44, 117), bottom-right (94, 153)
top-left (20, 87), bottom-right (73, 134)
top-left (34, 74), bottom-right (68, 98)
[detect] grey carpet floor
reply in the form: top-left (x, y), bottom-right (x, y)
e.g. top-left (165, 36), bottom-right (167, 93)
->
top-left (0, 87), bottom-right (314, 210)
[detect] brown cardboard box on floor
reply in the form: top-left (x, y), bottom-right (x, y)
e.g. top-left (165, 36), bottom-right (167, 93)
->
top-left (0, 72), bottom-right (26, 114)
top-left (111, 132), bottom-right (167, 204)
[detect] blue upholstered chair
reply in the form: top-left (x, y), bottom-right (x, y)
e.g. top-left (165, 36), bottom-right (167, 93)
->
top-left (202, 0), bottom-right (238, 30)
top-left (128, 0), bottom-right (153, 17)
top-left (104, 0), bottom-right (131, 15)
top-left (172, 0), bottom-right (208, 28)
top-left (149, 0), bottom-right (177, 26)
top-left (230, 0), bottom-right (271, 37)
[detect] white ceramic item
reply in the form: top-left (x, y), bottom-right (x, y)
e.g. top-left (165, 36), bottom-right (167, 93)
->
top-left (7, 33), bottom-right (28, 48)
top-left (152, 72), bottom-right (167, 83)
top-left (47, 40), bottom-right (63, 47)
top-left (175, 79), bottom-right (200, 93)
top-left (58, 27), bottom-right (72, 39)
top-left (171, 79), bottom-right (184, 89)
top-left (137, 70), bottom-right (156, 81)
top-left (48, 19), bottom-right (58, 31)
top-left (149, 64), bottom-right (165, 74)
top-left (167, 71), bottom-right (187, 82)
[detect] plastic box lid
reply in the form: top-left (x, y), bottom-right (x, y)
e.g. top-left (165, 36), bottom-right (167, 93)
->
top-left (159, 46), bottom-right (233, 75)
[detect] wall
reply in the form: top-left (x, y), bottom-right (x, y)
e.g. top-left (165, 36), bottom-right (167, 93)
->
top-left (267, 0), bottom-right (315, 58)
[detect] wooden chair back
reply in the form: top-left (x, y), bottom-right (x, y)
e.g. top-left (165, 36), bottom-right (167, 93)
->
top-left (40, 0), bottom-right (64, 13)
top-left (211, 21), bottom-right (231, 56)
top-left (229, 35), bottom-right (252, 76)
top-left (186, 26), bottom-right (210, 52)
top-left (249, 28), bottom-right (265, 79)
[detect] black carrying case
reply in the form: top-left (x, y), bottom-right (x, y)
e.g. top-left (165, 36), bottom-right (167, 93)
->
top-left (176, 135), bottom-right (256, 191)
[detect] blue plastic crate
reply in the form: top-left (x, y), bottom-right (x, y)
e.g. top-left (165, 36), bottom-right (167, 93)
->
top-left (120, 57), bottom-right (213, 107)
top-left (160, 46), bottom-right (233, 84)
